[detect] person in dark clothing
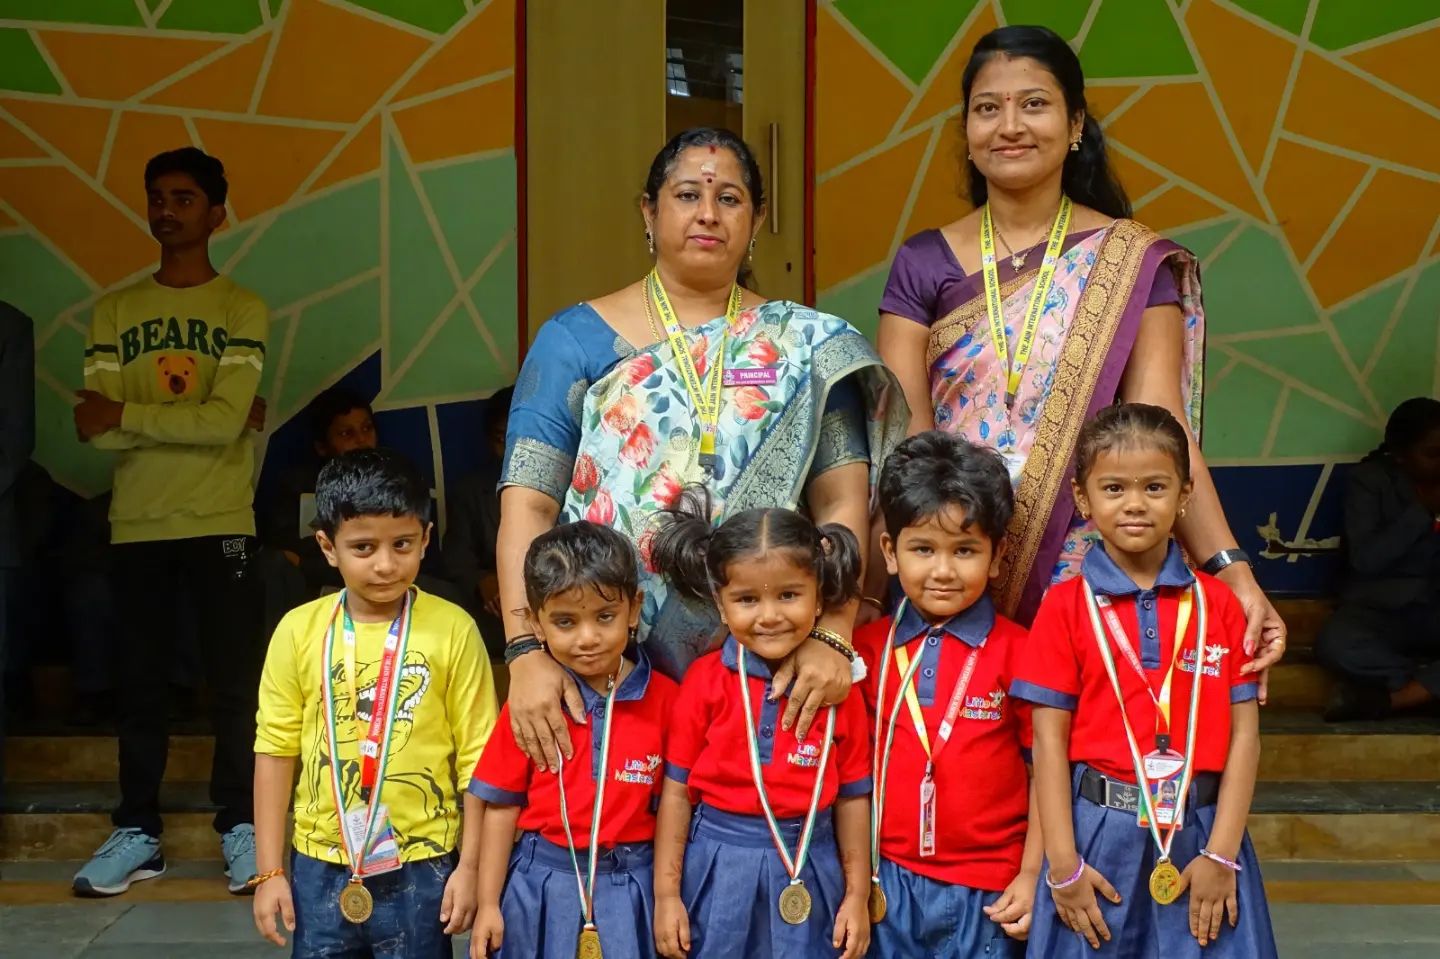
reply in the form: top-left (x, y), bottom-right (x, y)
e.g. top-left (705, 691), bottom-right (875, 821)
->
top-left (0, 302), bottom-right (35, 809)
top-left (258, 387), bottom-right (377, 595)
top-left (443, 387), bottom-right (510, 659)
top-left (1319, 397), bottom-right (1440, 721)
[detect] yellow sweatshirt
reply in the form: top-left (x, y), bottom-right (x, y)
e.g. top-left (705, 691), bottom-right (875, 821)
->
top-left (83, 275), bottom-right (268, 544)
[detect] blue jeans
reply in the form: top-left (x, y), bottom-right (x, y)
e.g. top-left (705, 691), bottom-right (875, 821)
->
top-left (290, 849), bottom-right (457, 959)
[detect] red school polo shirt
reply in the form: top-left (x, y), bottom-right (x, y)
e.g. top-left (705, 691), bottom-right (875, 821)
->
top-left (469, 652), bottom-right (679, 848)
top-left (1010, 543), bottom-right (1257, 782)
top-left (665, 638), bottom-right (872, 818)
top-left (854, 595), bottom-right (1030, 891)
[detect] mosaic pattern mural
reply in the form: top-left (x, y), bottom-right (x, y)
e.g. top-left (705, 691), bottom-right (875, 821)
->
top-left (0, 0), bottom-right (517, 500)
top-left (815, 0), bottom-right (1440, 464)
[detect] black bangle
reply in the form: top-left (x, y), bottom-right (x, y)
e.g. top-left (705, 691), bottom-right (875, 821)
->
top-left (1200, 548), bottom-right (1251, 576)
top-left (809, 628), bottom-right (855, 662)
top-left (503, 636), bottom-right (544, 665)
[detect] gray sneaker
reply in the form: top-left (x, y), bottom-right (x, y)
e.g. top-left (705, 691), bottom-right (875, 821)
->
top-left (221, 823), bottom-right (258, 894)
top-left (72, 828), bottom-right (165, 897)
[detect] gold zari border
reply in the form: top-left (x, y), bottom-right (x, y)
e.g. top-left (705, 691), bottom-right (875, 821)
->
top-left (986, 219), bottom-right (1160, 616)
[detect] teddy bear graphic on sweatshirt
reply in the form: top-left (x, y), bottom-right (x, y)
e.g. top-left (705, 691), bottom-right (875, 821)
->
top-left (155, 354), bottom-right (197, 396)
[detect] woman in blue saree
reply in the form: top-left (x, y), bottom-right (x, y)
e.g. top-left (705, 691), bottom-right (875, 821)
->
top-left (497, 128), bottom-right (907, 765)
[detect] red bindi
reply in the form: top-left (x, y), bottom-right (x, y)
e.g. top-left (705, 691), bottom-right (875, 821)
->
top-left (708, 145), bottom-right (716, 153)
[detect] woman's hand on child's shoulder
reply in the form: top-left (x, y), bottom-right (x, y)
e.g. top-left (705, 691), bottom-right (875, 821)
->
top-left (470, 904), bottom-right (503, 958)
top-left (251, 875), bottom-right (294, 948)
top-left (833, 893), bottom-right (871, 958)
top-left (654, 894), bottom-right (691, 958)
top-left (1178, 855), bottom-right (1239, 948)
top-left (985, 868), bottom-right (1038, 941)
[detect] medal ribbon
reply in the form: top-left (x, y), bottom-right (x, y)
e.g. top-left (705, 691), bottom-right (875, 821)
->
top-left (870, 601), bottom-right (925, 882)
top-left (321, 588), bottom-right (414, 880)
top-left (555, 673), bottom-right (620, 933)
top-left (647, 270), bottom-right (742, 458)
top-left (1095, 591), bottom-right (1194, 743)
top-left (1082, 579), bottom-right (1208, 863)
top-left (979, 195), bottom-right (1073, 407)
top-left (737, 645), bottom-right (836, 887)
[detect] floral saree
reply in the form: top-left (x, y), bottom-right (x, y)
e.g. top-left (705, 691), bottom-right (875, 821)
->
top-left (917, 221), bottom-right (1204, 624)
top-left (504, 299), bottom-right (907, 678)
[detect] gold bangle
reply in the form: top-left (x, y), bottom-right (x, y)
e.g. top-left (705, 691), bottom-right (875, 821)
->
top-left (861, 596), bottom-right (886, 613)
top-left (247, 867), bottom-right (285, 888)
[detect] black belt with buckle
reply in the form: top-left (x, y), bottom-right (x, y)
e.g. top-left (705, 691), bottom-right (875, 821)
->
top-left (1078, 766), bottom-right (1220, 813)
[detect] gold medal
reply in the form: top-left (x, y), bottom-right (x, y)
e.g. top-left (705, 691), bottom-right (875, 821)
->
top-left (778, 882), bottom-right (813, 925)
top-left (338, 879), bottom-right (373, 923)
top-left (576, 926), bottom-right (603, 959)
top-left (867, 881), bottom-right (887, 923)
top-left (1149, 859), bottom-right (1182, 905)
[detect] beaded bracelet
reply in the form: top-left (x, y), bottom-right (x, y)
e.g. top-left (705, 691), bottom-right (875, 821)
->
top-left (809, 627), bottom-right (855, 662)
top-left (1199, 848), bottom-right (1243, 873)
top-left (246, 867), bottom-right (285, 888)
top-left (503, 635), bottom-right (545, 665)
top-left (1045, 857), bottom-right (1087, 890)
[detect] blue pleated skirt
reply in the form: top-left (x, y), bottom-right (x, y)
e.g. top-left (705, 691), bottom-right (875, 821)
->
top-left (495, 831), bottom-right (656, 959)
top-left (1027, 765), bottom-right (1278, 959)
top-left (868, 858), bottom-right (1023, 958)
top-left (681, 803), bottom-right (846, 958)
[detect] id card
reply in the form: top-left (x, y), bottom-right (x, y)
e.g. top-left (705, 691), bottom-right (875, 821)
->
top-left (918, 778), bottom-right (937, 858)
top-left (344, 805), bottom-right (402, 876)
top-left (1138, 750), bottom-right (1185, 829)
top-left (722, 366), bottom-right (780, 387)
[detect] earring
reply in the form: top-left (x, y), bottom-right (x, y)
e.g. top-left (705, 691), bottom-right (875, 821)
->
top-left (628, 625), bottom-right (638, 643)
top-left (748, 236), bottom-right (755, 262)
top-left (966, 152), bottom-right (973, 161)
top-left (1179, 506), bottom-right (1188, 518)
top-left (1069, 138), bottom-right (1081, 152)
top-left (645, 230), bottom-right (654, 255)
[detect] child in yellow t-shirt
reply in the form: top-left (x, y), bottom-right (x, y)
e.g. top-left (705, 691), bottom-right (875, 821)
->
top-left (252, 448), bottom-right (498, 957)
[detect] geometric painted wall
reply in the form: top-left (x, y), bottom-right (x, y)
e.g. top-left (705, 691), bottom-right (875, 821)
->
top-left (814, 0), bottom-right (1440, 592)
top-left (0, 0), bottom-right (517, 503)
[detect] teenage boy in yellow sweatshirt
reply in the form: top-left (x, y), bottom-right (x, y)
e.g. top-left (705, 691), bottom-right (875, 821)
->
top-left (72, 147), bottom-right (270, 897)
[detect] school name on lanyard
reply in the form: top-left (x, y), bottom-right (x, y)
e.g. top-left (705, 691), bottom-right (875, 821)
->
top-left (979, 195), bottom-right (1072, 409)
top-left (647, 269), bottom-right (742, 463)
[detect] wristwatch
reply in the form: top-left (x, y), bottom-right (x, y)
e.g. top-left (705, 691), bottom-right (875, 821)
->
top-left (1199, 548), bottom-right (1251, 576)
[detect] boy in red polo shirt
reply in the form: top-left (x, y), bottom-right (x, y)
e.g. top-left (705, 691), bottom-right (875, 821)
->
top-left (1012, 404), bottom-right (1276, 957)
top-left (854, 431), bottom-right (1039, 958)
top-left (467, 522), bottom-right (679, 958)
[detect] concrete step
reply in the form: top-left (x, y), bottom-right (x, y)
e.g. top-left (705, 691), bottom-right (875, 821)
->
top-left (0, 781), bottom-right (218, 861)
top-left (1271, 598), bottom-right (1331, 649)
top-left (5, 735), bottom-right (214, 784)
top-left (1259, 709), bottom-right (1440, 782)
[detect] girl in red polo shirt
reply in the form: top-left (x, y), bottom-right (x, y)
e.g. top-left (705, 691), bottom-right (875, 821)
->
top-left (650, 488), bottom-right (872, 958)
top-left (1013, 403), bottom-right (1277, 957)
top-left (467, 521), bottom-right (679, 959)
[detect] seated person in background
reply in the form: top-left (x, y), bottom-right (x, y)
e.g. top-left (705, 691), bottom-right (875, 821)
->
top-left (443, 387), bottom-right (510, 659)
top-left (1319, 397), bottom-right (1440, 721)
top-left (259, 387), bottom-right (377, 595)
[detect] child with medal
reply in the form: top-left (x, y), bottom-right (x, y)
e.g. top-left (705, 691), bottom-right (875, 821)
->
top-left (252, 449), bottom-right (499, 956)
top-left (651, 489), bottom-right (872, 958)
top-left (467, 522), bottom-right (678, 958)
top-left (1012, 404), bottom-right (1278, 957)
top-left (853, 433), bottom-right (1039, 957)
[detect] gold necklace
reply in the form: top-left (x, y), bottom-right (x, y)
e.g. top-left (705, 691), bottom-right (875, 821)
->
top-left (642, 280), bottom-right (662, 342)
top-left (993, 227), bottom-right (1028, 272)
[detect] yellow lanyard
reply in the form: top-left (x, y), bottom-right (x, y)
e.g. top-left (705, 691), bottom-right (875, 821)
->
top-left (1095, 590), bottom-right (1194, 741)
top-left (647, 270), bottom-right (742, 459)
top-left (893, 639), bottom-right (983, 769)
top-left (979, 196), bottom-right (1072, 407)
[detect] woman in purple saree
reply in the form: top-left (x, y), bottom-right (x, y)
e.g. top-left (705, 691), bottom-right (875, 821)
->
top-left (876, 26), bottom-right (1287, 681)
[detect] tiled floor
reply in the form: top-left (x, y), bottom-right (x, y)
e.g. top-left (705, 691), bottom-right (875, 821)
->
top-left (0, 898), bottom-right (1437, 957)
